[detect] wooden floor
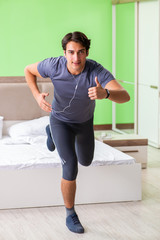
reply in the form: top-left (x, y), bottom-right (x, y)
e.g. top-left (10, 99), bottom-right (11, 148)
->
top-left (0, 145), bottom-right (160, 240)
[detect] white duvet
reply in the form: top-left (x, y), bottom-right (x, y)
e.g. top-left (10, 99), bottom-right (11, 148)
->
top-left (0, 136), bottom-right (135, 169)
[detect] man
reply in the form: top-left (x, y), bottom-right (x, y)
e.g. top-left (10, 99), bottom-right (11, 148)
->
top-left (24, 31), bottom-right (130, 234)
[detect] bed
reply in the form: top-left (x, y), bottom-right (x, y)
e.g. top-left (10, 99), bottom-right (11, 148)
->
top-left (0, 77), bottom-right (141, 209)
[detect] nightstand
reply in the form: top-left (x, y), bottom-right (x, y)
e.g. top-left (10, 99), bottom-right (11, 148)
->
top-left (96, 133), bottom-right (148, 169)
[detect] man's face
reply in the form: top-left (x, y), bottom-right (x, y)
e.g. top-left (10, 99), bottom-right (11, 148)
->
top-left (64, 41), bottom-right (89, 75)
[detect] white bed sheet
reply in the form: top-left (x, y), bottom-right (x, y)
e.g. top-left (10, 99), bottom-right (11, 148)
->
top-left (0, 137), bottom-right (135, 169)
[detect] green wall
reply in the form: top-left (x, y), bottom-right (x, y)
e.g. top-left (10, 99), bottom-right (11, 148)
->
top-left (115, 3), bottom-right (135, 125)
top-left (0, 0), bottom-right (113, 125)
top-left (0, 1), bottom-right (135, 125)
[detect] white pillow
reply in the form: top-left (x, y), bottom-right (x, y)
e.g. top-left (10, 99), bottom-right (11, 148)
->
top-left (8, 116), bottom-right (49, 138)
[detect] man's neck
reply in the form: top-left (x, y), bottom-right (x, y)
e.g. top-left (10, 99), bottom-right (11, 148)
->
top-left (66, 63), bottom-right (86, 75)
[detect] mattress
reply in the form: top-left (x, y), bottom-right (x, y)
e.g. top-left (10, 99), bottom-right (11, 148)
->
top-left (0, 137), bottom-right (135, 169)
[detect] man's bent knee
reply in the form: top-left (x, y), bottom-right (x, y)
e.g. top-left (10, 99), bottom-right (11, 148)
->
top-left (79, 157), bottom-right (93, 167)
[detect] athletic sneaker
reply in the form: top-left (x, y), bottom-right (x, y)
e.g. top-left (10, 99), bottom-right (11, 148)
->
top-left (45, 125), bottom-right (55, 151)
top-left (66, 213), bottom-right (84, 234)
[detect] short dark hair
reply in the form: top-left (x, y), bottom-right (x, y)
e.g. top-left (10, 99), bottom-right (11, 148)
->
top-left (62, 31), bottom-right (91, 52)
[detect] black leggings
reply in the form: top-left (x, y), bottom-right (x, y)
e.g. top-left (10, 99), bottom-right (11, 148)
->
top-left (50, 114), bottom-right (95, 181)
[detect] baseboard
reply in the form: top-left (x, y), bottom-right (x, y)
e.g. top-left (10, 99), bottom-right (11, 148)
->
top-left (116, 123), bottom-right (134, 129)
top-left (94, 124), bottom-right (112, 130)
top-left (94, 123), bottom-right (134, 130)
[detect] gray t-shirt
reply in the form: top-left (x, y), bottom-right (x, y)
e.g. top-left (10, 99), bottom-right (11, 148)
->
top-left (37, 56), bottom-right (115, 123)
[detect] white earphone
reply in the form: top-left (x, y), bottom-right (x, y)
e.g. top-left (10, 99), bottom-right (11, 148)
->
top-left (52, 75), bottom-right (81, 113)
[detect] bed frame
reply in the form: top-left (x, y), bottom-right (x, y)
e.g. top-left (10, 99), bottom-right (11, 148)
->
top-left (0, 77), bottom-right (141, 209)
